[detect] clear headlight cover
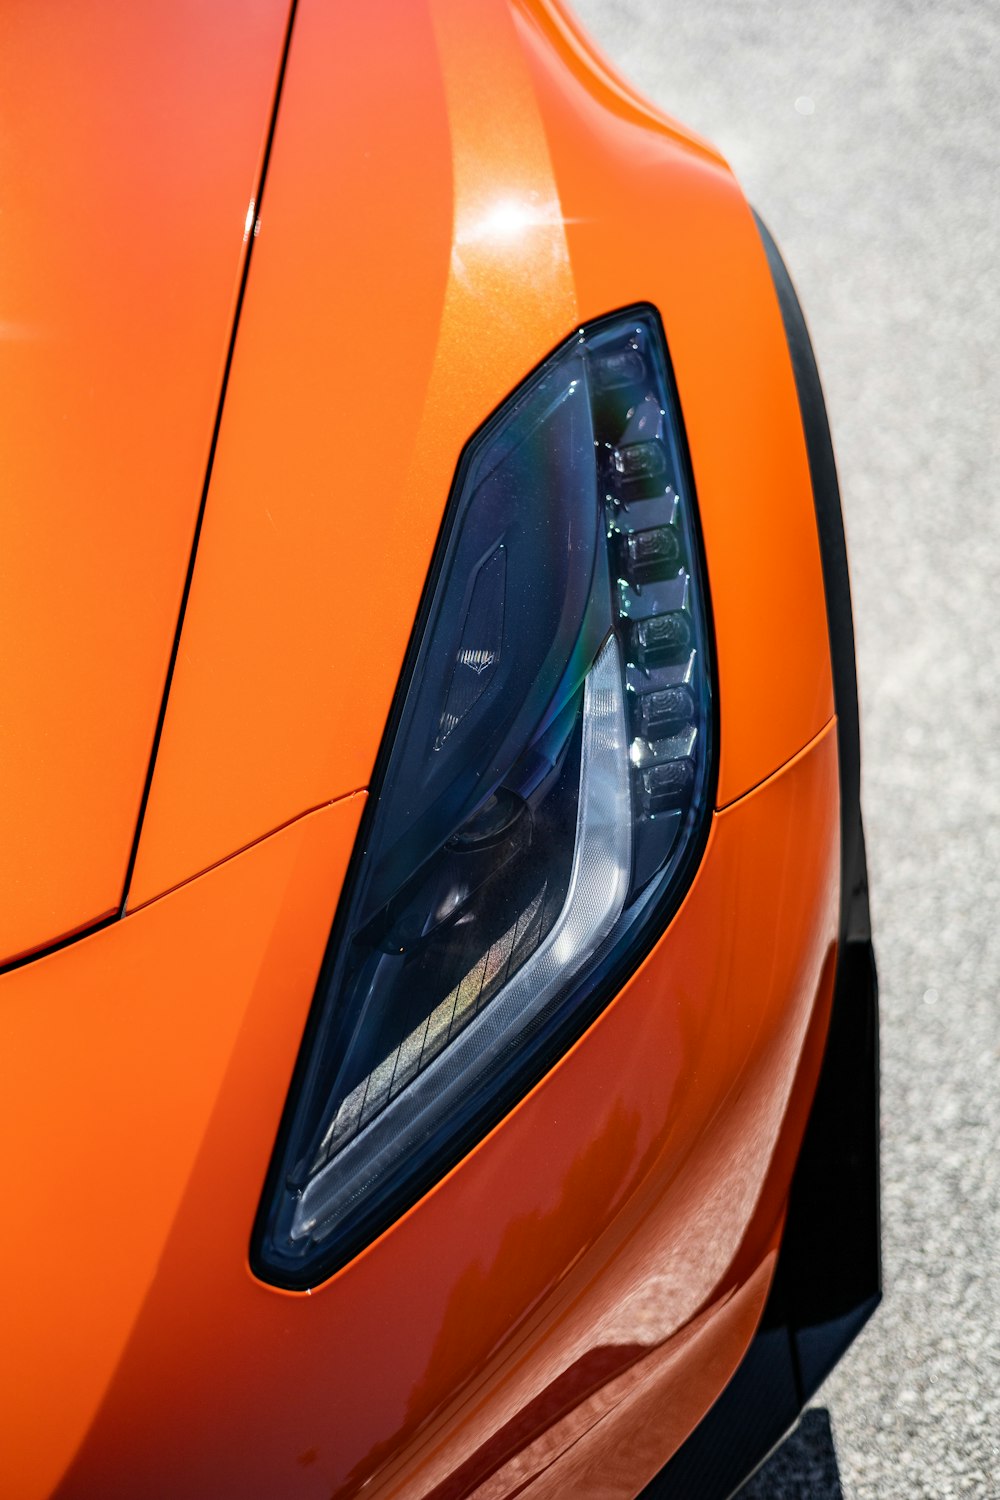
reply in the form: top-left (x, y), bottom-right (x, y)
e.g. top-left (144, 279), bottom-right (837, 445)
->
top-left (254, 308), bottom-right (714, 1286)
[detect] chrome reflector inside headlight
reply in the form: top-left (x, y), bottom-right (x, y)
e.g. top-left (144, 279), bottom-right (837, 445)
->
top-left (254, 307), bottom-right (714, 1286)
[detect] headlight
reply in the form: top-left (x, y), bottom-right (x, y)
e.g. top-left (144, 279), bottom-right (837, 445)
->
top-left (254, 307), bottom-right (714, 1286)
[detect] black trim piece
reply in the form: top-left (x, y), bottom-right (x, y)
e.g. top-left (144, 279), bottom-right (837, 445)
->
top-left (775, 939), bottom-right (880, 1397)
top-left (642, 216), bottom-right (880, 1499)
top-left (251, 304), bottom-right (721, 1289)
top-left (118, 0), bottom-right (300, 915)
top-left (753, 210), bottom-right (867, 944)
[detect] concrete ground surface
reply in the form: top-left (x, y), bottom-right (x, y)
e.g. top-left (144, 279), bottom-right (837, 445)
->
top-left (572, 1), bottom-right (1000, 1495)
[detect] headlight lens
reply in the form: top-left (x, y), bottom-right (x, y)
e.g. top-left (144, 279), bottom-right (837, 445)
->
top-left (254, 307), bottom-right (714, 1286)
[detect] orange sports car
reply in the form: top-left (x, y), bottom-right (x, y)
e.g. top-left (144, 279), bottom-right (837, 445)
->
top-left (0, 2), bottom-right (879, 1496)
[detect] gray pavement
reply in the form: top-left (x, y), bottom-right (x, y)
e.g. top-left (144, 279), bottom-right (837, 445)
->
top-left (573, 1), bottom-right (1000, 1494)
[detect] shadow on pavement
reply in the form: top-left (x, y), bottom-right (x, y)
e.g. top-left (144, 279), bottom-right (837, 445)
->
top-left (741, 1408), bottom-right (844, 1499)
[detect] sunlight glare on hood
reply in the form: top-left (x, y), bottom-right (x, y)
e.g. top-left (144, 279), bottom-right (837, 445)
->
top-left (456, 194), bottom-right (566, 249)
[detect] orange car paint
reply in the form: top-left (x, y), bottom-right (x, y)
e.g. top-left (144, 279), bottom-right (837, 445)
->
top-left (0, 721), bottom-right (839, 1500)
top-left (0, 790), bottom-right (365, 1500)
top-left (0, 0), bottom-right (292, 965)
top-left (125, 0), bottom-right (832, 910)
top-left (0, 2), bottom-right (846, 1495)
top-left (480, 1247), bottom-right (780, 1500)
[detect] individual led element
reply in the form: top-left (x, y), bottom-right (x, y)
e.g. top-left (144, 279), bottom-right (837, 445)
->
top-left (636, 684), bottom-right (695, 740)
top-left (620, 524), bottom-right (681, 585)
top-left (641, 759), bottom-right (695, 815)
top-left (631, 611), bottom-right (692, 667)
top-left (254, 308), bottom-right (713, 1287)
top-left (629, 725), bottom-right (697, 773)
top-left (613, 440), bottom-right (668, 485)
top-left (611, 393), bottom-right (672, 498)
top-left (593, 347), bottom-right (646, 390)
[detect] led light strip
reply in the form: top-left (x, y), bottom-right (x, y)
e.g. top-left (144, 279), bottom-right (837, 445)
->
top-left (291, 634), bottom-right (631, 1245)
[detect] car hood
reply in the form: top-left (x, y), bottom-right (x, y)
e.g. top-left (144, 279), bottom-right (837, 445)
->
top-left (123, 0), bottom-right (831, 912)
top-left (0, 1), bottom-right (291, 965)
